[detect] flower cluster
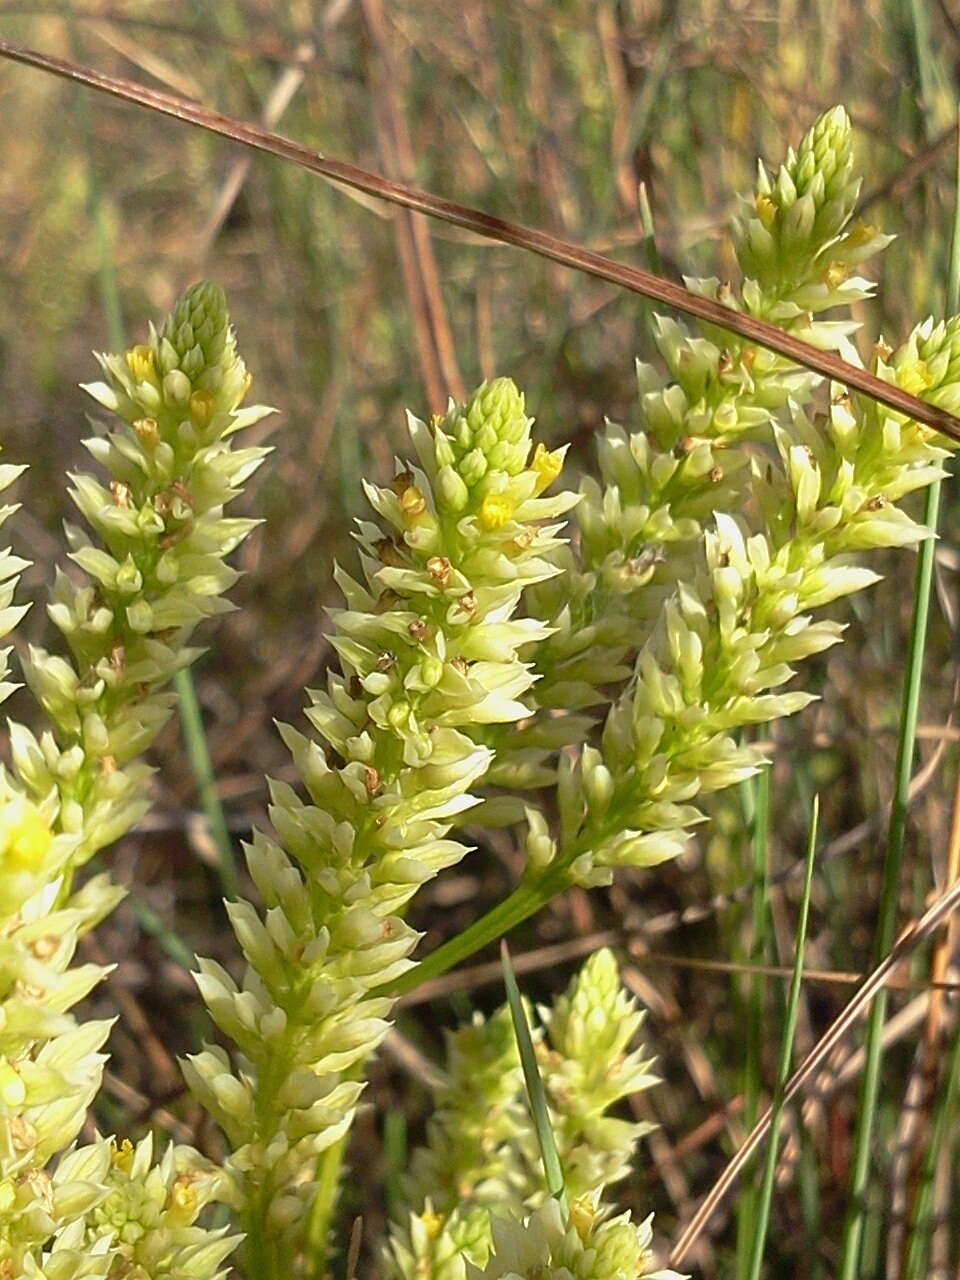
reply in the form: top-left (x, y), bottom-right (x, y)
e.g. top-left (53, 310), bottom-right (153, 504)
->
top-left (0, 1134), bottom-right (235, 1280)
top-left (0, 283), bottom-right (267, 1276)
top-left (480, 108), bottom-right (891, 827)
top-left (388, 950), bottom-right (661, 1279)
top-left (1, 101), bottom-right (958, 1280)
top-left (466, 1197), bottom-right (683, 1280)
top-left (453, 107), bottom-right (958, 917)
top-left (15, 281), bottom-right (270, 868)
top-left (183, 378), bottom-right (576, 1276)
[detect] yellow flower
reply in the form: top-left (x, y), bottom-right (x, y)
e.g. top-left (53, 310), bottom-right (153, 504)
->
top-left (1, 796), bottom-right (52, 870)
top-left (530, 442), bottom-right (564, 494)
top-left (898, 359), bottom-right (932, 396)
top-left (479, 492), bottom-right (515, 529)
top-left (189, 388), bottom-right (216, 426)
top-left (125, 343), bottom-right (156, 384)
top-left (755, 192), bottom-right (778, 229)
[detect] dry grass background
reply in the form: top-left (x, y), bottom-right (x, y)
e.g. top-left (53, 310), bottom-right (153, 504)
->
top-left (3, 1), bottom-right (960, 1275)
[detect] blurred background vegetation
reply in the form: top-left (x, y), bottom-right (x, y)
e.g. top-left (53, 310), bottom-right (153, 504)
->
top-left (3, 1), bottom-right (960, 1275)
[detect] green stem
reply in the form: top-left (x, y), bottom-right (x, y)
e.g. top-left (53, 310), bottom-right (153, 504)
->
top-left (174, 667), bottom-right (239, 899)
top-left (736, 763), bottom-right (771, 1278)
top-left (390, 871), bottom-right (568, 996)
top-left (304, 1124), bottom-right (350, 1279)
top-left (747, 795), bottom-right (819, 1280)
top-left (838, 479), bottom-right (940, 1280)
top-left (902, 1008), bottom-right (960, 1276)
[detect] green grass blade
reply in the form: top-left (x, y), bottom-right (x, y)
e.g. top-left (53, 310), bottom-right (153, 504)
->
top-left (902, 101), bottom-right (960, 1280)
top-left (735, 763), bottom-right (771, 1280)
top-left (501, 940), bottom-right (566, 1207)
top-left (903, 1012), bottom-right (960, 1276)
top-left (746, 795), bottom-right (820, 1280)
top-left (638, 181), bottom-right (664, 276)
top-left (838, 477), bottom-right (941, 1280)
top-left (841, 85), bottom-right (960, 1280)
top-left (130, 891), bottom-right (197, 972)
top-left (173, 667), bottom-right (239, 899)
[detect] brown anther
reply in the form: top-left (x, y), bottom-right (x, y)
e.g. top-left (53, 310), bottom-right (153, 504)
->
top-left (9, 1116), bottom-right (36, 1152)
top-left (24, 1169), bottom-right (52, 1209)
top-left (375, 651), bottom-right (395, 672)
top-left (392, 469), bottom-right (415, 497)
top-left (679, 435), bottom-right (712, 455)
top-left (374, 538), bottom-right (405, 568)
top-left (110, 480), bottom-right (132, 508)
top-left (159, 522), bottom-right (193, 551)
top-left (407, 617), bottom-right (433, 643)
top-left (510, 527), bottom-right (535, 551)
top-left (133, 417), bottom-right (159, 448)
top-left (709, 466), bottom-right (724, 483)
top-left (172, 480), bottom-right (194, 506)
top-left (375, 589), bottom-right (402, 614)
top-left (451, 655), bottom-right (470, 675)
top-left (363, 766), bottom-right (381, 795)
top-left (399, 485), bottom-right (427, 518)
top-left (426, 555), bottom-right (451, 587)
top-left (865, 494), bottom-right (888, 511)
top-left (717, 350), bottom-right (733, 375)
top-left (717, 281), bottom-right (734, 305)
top-left (457, 592), bottom-right (477, 617)
top-left (111, 640), bottom-right (125, 671)
top-left (874, 337), bottom-right (894, 362)
top-left (100, 755), bottom-right (118, 774)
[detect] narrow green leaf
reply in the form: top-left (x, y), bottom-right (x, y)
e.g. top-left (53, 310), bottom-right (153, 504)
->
top-left (747, 795), bottom-right (820, 1280)
top-left (501, 940), bottom-right (566, 1207)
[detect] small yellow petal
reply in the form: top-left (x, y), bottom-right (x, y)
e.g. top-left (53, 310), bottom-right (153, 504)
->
top-left (190, 388), bottom-right (216, 426)
top-left (755, 193), bottom-right (778, 229)
top-left (399, 484), bottom-right (427, 518)
top-left (125, 344), bottom-right (156, 384)
top-left (530, 442), bottom-right (563, 494)
top-left (2, 798), bottom-right (52, 870)
top-left (899, 359), bottom-right (932, 396)
top-left (479, 492), bottom-right (515, 529)
top-left (168, 1175), bottom-right (199, 1224)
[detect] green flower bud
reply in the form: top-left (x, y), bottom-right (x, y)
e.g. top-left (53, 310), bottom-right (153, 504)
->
top-left (437, 465), bottom-right (470, 512)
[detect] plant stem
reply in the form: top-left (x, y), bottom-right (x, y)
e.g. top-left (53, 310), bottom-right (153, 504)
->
top-left (174, 667), bottom-right (239, 899)
top-left (838, 479), bottom-right (940, 1280)
top-left (746, 795), bottom-right (819, 1280)
top-left (389, 872), bottom-right (567, 996)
